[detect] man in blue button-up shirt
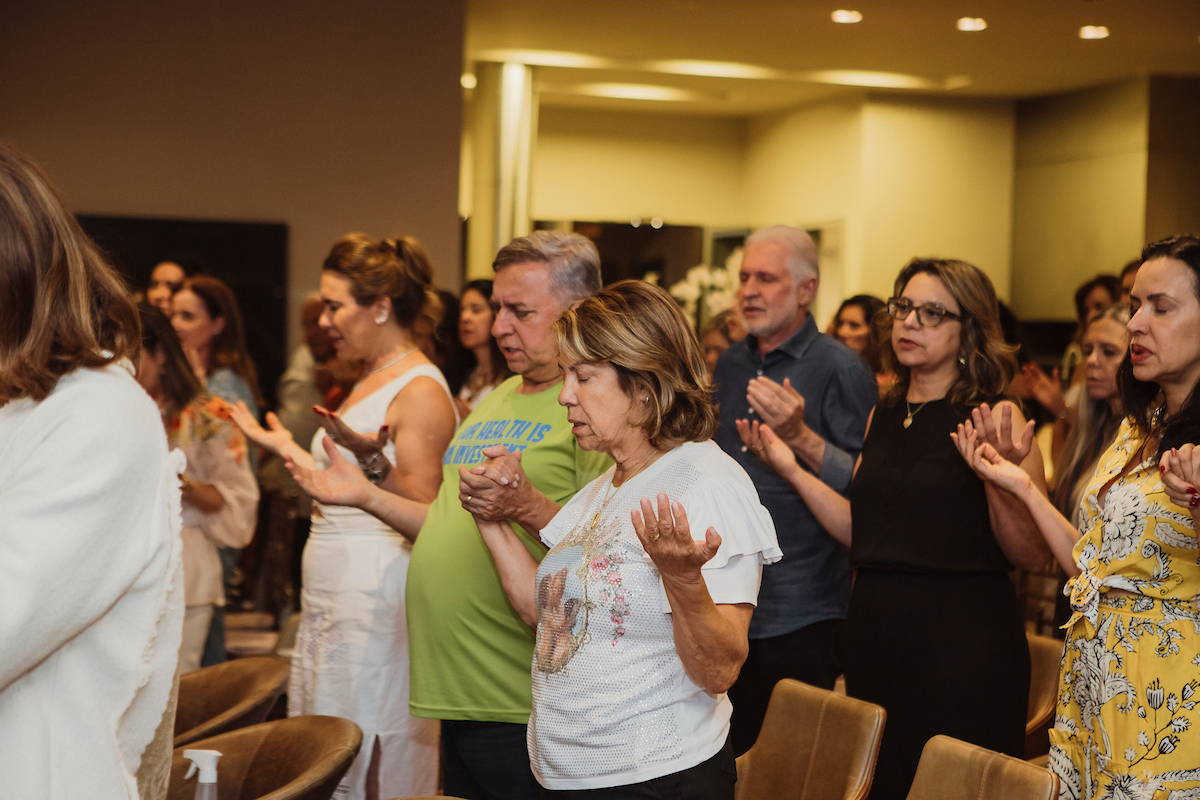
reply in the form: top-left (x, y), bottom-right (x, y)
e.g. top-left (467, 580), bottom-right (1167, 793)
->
top-left (713, 225), bottom-right (877, 755)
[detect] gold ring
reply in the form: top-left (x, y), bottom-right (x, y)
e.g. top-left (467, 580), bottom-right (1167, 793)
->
top-left (649, 533), bottom-right (661, 541)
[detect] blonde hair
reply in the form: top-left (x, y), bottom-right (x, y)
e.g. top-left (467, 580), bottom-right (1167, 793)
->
top-left (554, 280), bottom-right (717, 449)
top-left (0, 141), bottom-right (140, 405)
top-left (880, 258), bottom-right (1017, 410)
top-left (1053, 303), bottom-right (1130, 522)
top-left (323, 233), bottom-right (441, 329)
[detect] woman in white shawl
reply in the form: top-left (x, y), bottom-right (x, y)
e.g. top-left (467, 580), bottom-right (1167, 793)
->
top-left (0, 141), bottom-right (183, 799)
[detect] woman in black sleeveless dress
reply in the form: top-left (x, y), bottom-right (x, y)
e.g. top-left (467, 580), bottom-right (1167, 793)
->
top-left (737, 258), bottom-right (1050, 800)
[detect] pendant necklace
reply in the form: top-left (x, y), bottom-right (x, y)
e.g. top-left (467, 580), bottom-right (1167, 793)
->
top-left (903, 399), bottom-right (931, 429)
top-left (587, 449), bottom-right (663, 529)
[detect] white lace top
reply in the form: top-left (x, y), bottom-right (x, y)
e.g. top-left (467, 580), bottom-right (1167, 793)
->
top-left (531, 440), bottom-right (781, 790)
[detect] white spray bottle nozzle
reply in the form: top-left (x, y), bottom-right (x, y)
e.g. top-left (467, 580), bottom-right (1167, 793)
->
top-left (183, 749), bottom-right (222, 783)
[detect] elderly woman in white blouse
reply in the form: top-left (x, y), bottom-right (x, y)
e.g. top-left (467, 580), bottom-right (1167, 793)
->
top-left (471, 280), bottom-right (780, 799)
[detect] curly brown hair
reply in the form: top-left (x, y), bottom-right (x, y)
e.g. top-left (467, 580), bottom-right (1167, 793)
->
top-left (879, 258), bottom-right (1017, 411)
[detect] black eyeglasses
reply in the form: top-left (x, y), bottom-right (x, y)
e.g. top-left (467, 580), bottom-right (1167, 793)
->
top-left (887, 298), bottom-right (963, 328)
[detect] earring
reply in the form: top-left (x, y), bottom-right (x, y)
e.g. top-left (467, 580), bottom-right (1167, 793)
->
top-left (375, 311), bottom-right (388, 325)
top-left (958, 354), bottom-right (966, 367)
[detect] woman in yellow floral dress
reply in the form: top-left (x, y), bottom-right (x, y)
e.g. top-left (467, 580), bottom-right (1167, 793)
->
top-left (955, 235), bottom-right (1200, 800)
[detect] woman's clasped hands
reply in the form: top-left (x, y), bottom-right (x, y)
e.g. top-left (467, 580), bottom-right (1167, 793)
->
top-left (1160, 444), bottom-right (1200, 518)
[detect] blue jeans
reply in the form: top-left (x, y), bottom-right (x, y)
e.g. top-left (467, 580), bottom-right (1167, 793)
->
top-left (441, 720), bottom-right (540, 800)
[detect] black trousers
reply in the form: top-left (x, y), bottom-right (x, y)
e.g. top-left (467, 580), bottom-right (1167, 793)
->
top-left (727, 618), bottom-right (843, 756)
top-left (540, 737), bottom-right (736, 800)
top-left (442, 720), bottom-right (541, 800)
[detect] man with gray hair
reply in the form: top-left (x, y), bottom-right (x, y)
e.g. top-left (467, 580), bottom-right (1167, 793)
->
top-left (406, 231), bottom-right (613, 800)
top-left (711, 225), bottom-right (877, 755)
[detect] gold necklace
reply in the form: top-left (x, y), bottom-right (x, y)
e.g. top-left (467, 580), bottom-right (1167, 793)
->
top-left (903, 399), bottom-right (931, 429)
top-left (587, 449), bottom-right (662, 528)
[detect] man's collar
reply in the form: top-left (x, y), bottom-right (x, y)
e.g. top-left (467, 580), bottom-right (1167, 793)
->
top-left (744, 314), bottom-right (819, 361)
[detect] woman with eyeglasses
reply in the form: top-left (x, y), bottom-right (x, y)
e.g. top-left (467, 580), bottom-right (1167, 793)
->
top-left (739, 258), bottom-right (1050, 800)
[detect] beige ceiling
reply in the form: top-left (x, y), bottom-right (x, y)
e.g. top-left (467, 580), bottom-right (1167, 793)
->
top-left (468, 0), bottom-right (1200, 114)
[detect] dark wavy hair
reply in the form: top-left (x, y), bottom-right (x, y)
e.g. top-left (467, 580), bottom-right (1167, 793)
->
top-left (139, 303), bottom-right (204, 422)
top-left (455, 279), bottom-right (510, 391)
top-left (879, 258), bottom-right (1017, 411)
top-left (835, 294), bottom-right (886, 373)
top-left (554, 280), bottom-right (717, 449)
top-left (0, 141), bottom-right (140, 404)
top-left (181, 274), bottom-right (263, 408)
top-left (1073, 274), bottom-right (1122, 323)
top-left (1117, 234), bottom-right (1200, 459)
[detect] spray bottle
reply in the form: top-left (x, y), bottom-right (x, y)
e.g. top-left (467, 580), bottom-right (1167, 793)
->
top-left (182, 749), bottom-right (222, 800)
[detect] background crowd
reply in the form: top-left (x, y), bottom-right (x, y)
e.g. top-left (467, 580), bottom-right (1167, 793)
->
top-left (4, 137), bottom-right (1200, 800)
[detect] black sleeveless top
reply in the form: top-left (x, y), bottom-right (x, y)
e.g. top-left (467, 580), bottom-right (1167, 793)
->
top-left (849, 397), bottom-right (1013, 574)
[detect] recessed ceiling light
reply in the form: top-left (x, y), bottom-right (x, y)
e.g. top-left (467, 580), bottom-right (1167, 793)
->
top-left (1079, 25), bottom-right (1110, 40)
top-left (650, 218), bottom-right (664, 229)
top-left (831, 10), bottom-right (863, 24)
top-left (631, 217), bottom-right (642, 228)
top-left (956, 17), bottom-right (987, 32)
top-left (460, 73), bottom-right (477, 89)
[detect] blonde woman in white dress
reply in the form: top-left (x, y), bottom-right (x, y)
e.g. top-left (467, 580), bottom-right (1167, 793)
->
top-left (232, 234), bottom-right (457, 800)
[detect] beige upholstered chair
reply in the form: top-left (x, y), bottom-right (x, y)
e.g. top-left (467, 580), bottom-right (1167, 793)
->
top-left (735, 679), bottom-right (886, 800)
top-left (167, 716), bottom-right (361, 800)
top-left (905, 735), bottom-right (1059, 800)
top-left (174, 656), bottom-right (291, 747)
top-left (1025, 633), bottom-right (1064, 759)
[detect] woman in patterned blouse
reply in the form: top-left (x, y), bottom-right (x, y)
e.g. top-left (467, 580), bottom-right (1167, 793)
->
top-left (956, 235), bottom-right (1200, 800)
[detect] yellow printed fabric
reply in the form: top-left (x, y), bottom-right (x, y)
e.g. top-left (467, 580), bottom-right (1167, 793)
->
top-left (1051, 418), bottom-right (1200, 800)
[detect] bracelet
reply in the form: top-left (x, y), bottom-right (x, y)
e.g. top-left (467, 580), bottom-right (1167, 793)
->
top-left (358, 450), bottom-right (392, 485)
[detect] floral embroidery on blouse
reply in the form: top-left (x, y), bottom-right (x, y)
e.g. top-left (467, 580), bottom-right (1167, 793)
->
top-left (166, 395), bottom-right (248, 466)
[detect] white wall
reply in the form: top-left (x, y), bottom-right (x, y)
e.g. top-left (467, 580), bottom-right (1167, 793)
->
top-left (741, 97), bottom-right (864, 323)
top-left (531, 107), bottom-right (747, 227)
top-left (526, 92), bottom-right (1019, 324)
top-left (859, 95), bottom-right (1016, 302)
top-left (1010, 80), bottom-right (1149, 320)
top-left (0, 0), bottom-right (466, 350)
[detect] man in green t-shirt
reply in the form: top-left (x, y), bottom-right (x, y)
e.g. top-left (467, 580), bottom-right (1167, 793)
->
top-left (292, 231), bottom-right (610, 800)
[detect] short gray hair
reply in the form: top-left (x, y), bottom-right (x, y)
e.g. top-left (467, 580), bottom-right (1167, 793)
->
top-left (493, 231), bottom-right (602, 304)
top-left (745, 225), bottom-right (819, 282)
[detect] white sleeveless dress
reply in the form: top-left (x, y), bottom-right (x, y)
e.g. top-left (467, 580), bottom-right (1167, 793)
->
top-left (289, 364), bottom-right (450, 800)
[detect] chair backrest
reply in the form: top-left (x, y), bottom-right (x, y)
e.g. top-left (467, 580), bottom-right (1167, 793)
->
top-left (905, 735), bottom-right (1059, 800)
top-left (735, 679), bottom-right (886, 800)
top-left (1025, 633), bottom-right (1063, 759)
top-left (174, 656), bottom-right (291, 747)
top-left (167, 715), bottom-right (362, 800)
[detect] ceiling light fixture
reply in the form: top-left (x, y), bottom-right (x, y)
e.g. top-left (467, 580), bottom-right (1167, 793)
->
top-left (474, 50), bottom-right (969, 92)
top-left (631, 217), bottom-right (642, 228)
top-left (563, 83), bottom-right (712, 102)
top-left (956, 18), bottom-right (987, 32)
top-left (831, 10), bottom-right (863, 24)
top-left (650, 218), bottom-right (664, 229)
top-left (1079, 25), bottom-right (1110, 40)
top-left (460, 73), bottom-right (477, 89)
